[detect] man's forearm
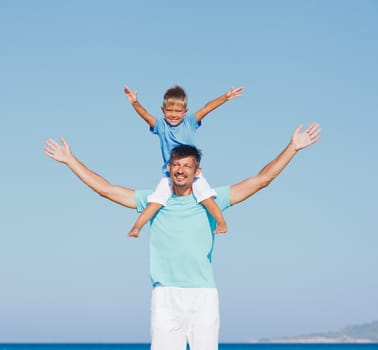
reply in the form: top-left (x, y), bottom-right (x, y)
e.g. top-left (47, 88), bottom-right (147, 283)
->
top-left (229, 142), bottom-right (298, 205)
top-left (229, 123), bottom-right (320, 206)
top-left (65, 154), bottom-right (112, 197)
top-left (45, 137), bottom-right (139, 209)
top-left (257, 141), bottom-right (297, 185)
top-left (64, 155), bottom-right (137, 208)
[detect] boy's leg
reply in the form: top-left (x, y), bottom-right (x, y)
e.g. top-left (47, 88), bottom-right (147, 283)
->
top-left (193, 173), bottom-right (227, 234)
top-left (129, 177), bottom-right (172, 238)
top-left (128, 203), bottom-right (162, 237)
top-left (147, 176), bottom-right (173, 203)
top-left (201, 198), bottom-right (227, 234)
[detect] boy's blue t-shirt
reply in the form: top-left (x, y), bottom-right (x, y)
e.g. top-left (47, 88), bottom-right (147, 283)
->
top-left (150, 114), bottom-right (201, 175)
top-left (135, 186), bottom-right (231, 288)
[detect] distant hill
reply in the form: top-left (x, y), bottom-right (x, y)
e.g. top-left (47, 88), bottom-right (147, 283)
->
top-left (253, 320), bottom-right (378, 343)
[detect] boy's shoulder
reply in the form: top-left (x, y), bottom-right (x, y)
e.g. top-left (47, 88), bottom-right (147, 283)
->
top-left (155, 114), bottom-right (197, 128)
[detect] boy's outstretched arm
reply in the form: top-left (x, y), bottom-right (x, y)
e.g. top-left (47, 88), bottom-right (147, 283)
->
top-left (195, 87), bottom-right (243, 122)
top-left (44, 138), bottom-right (137, 209)
top-left (229, 123), bottom-right (321, 206)
top-left (124, 86), bottom-right (155, 128)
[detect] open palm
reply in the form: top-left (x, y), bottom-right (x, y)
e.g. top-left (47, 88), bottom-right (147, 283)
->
top-left (225, 87), bottom-right (243, 100)
top-left (292, 123), bottom-right (321, 151)
top-left (44, 138), bottom-right (71, 163)
top-left (124, 86), bottom-right (138, 103)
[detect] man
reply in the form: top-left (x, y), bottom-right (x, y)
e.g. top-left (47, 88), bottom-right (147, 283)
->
top-left (44, 123), bottom-right (320, 350)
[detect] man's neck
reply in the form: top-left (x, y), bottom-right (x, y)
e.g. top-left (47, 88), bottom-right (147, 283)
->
top-left (173, 185), bottom-right (193, 197)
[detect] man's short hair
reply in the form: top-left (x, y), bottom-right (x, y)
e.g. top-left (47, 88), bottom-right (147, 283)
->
top-left (163, 86), bottom-right (188, 108)
top-left (170, 145), bottom-right (202, 168)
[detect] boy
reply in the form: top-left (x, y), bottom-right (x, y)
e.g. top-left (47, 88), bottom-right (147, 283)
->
top-left (124, 85), bottom-right (243, 238)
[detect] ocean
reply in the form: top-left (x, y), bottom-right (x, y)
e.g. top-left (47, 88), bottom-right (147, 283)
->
top-left (1, 344), bottom-right (377, 350)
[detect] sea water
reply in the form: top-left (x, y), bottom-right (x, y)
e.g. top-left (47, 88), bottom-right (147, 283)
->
top-left (1, 344), bottom-right (377, 350)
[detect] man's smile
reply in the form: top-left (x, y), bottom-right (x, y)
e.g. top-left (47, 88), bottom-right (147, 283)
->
top-left (174, 172), bottom-right (187, 180)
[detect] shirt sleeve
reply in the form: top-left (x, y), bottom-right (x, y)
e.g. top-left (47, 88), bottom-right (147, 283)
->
top-left (150, 118), bottom-right (162, 135)
top-left (135, 189), bottom-right (153, 213)
top-left (214, 186), bottom-right (231, 211)
top-left (186, 114), bottom-right (201, 130)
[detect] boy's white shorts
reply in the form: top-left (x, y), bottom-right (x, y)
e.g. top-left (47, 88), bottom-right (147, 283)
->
top-left (147, 172), bottom-right (217, 205)
top-left (150, 286), bottom-right (219, 350)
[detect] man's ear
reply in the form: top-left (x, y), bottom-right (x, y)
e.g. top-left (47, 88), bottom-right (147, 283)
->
top-left (195, 167), bottom-right (201, 177)
top-left (167, 163), bottom-right (171, 173)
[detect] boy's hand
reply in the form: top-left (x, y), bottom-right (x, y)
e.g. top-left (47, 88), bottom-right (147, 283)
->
top-left (124, 86), bottom-right (138, 104)
top-left (225, 87), bottom-right (244, 101)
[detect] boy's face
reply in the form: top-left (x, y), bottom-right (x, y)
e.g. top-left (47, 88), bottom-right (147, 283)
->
top-left (161, 102), bottom-right (187, 126)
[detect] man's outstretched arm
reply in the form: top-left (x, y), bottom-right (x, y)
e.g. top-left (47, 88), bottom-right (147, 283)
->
top-left (230, 123), bottom-right (321, 206)
top-left (44, 138), bottom-right (137, 209)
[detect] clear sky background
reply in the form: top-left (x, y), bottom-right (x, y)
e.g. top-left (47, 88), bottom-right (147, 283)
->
top-left (1, 0), bottom-right (377, 344)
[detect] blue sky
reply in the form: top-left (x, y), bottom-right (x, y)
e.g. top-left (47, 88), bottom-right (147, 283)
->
top-left (1, 0), bottom-right (377, 343)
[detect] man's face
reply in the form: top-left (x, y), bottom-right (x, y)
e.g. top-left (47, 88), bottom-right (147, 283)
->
top-left (168, 156), bottom-right (201, 189)
top-left (161, 103), bottom-right (187, 126)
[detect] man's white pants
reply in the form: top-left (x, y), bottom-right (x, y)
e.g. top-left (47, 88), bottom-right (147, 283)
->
top-left (151, 287), bottom-right (219, 350)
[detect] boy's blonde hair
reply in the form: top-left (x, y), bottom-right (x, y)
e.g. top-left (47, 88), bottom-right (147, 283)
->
top-left (163, 86), bottom-right (188, 108)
